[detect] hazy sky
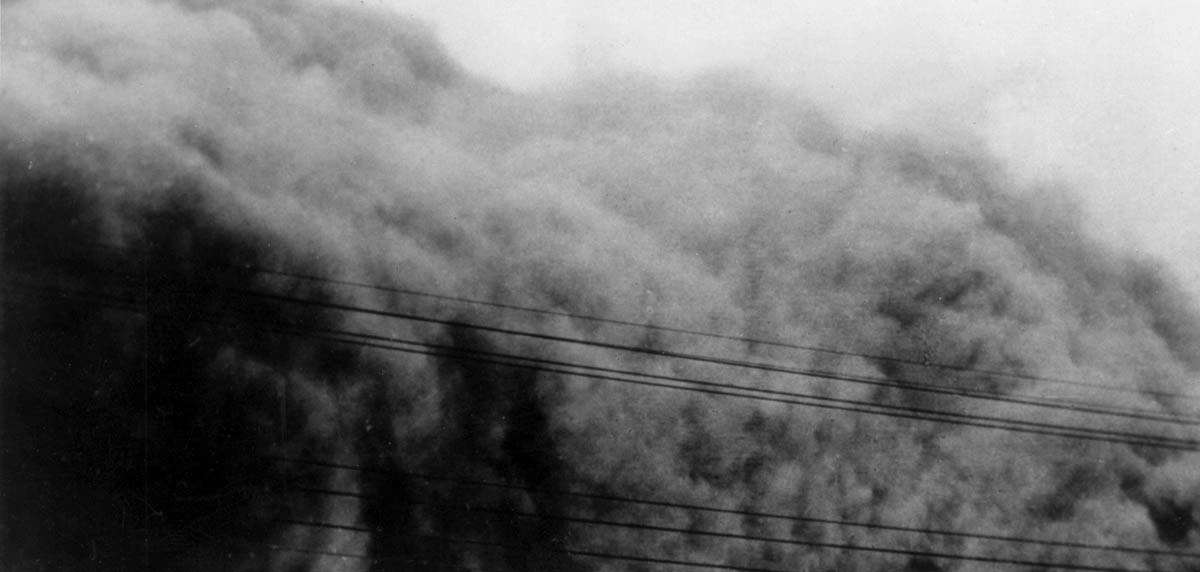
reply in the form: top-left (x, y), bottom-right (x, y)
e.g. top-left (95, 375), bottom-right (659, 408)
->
top-left (369, 0), bottom-right (1200, 297)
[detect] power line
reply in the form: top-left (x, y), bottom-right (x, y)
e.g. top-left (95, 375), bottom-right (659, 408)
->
top-left (271, 456), bottom-right (1200, 560)
top-left (233, 286), bottom-right (1200, 426)
top-left (300, 287), bottom-right (1200, 426)
top-left (307, 487), bottom-right (1189, 567)
top-left (367, 502), bottom-right (1169, 572)
top-left (10, 252), bottom-right (1197, 424)
top-left (230, 289), bottom-right (1200, 450)
top-left (248, 319), bottom-right (1198, 450)
top-left (6, 279), bottom-right (1198, 449)
top-left (280, 518), bottom-right (790, 572)
top-left (5, 279), bottom-right (1197, 450)
top-left (7, 279), bottom-right (1190, 566)
top-left (265, 316), bottom-right (1200, 431)
top-left (278, 517), bottom-right (1153, 572)
top-left (217, 257), bottom-right (1195, 401)
top-left (32, 241), bottom-right (1198, 403)
top-left (18, 265), bottom-right (1192, 426)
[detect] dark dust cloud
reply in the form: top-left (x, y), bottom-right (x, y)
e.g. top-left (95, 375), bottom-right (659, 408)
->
top-left (3, 0), bottom-right (1200, 571)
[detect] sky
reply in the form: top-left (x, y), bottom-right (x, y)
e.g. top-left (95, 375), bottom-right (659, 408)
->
top-left (366, 0), bottom-right (1200, 298)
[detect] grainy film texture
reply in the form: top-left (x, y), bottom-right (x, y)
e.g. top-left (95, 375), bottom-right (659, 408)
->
top-left (3, 1), bottom-right (1200, 571)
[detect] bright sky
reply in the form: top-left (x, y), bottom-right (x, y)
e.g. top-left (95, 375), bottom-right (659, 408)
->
top-left (363, 0), bottom-right (1200, 296)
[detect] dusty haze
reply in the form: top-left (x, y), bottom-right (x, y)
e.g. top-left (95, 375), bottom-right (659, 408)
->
top-left (3, 1), bottom-right (1200, 571)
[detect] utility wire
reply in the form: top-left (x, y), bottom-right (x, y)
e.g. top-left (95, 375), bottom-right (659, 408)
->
top-left (7, 278), bottom-right (1190, 563)
top-left (323, 500), bottom-right (1170, 572)
top-left (247, 318), bottom-right (1198, 450)
top-left (5, 278), bottom-right (1199, 450)
top-left (278, 517), bottom-right (1152, 572)
top-left (280, 517), bottom-right (788, 572)
top-left (212, 257), bottom-right (1199, 401)
top-left (230, 288), bottom-right (1200, 450)
top-left (271, 456), bottom-right (1200, 560)
top-left (14, 261), bottom-right (1185, 422)
top-left (11, 249), bottom-right (1198, 423)
top-left (6, 278), bottom-right (1199, 449)
top-left (237, 286), bottom-right (1200, 427)
top-left (33, 241), bottom-right (1198, 403)
top-left (253, 311), bottom-right (1198, 427)
top-left (18, 258), bottom-right (1187, 425)
top-left (312, 487), bottom-right (1190, 569)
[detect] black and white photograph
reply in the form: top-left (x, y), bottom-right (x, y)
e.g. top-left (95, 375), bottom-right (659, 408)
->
top-left (4, 1), bottom-right (1200, 570)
